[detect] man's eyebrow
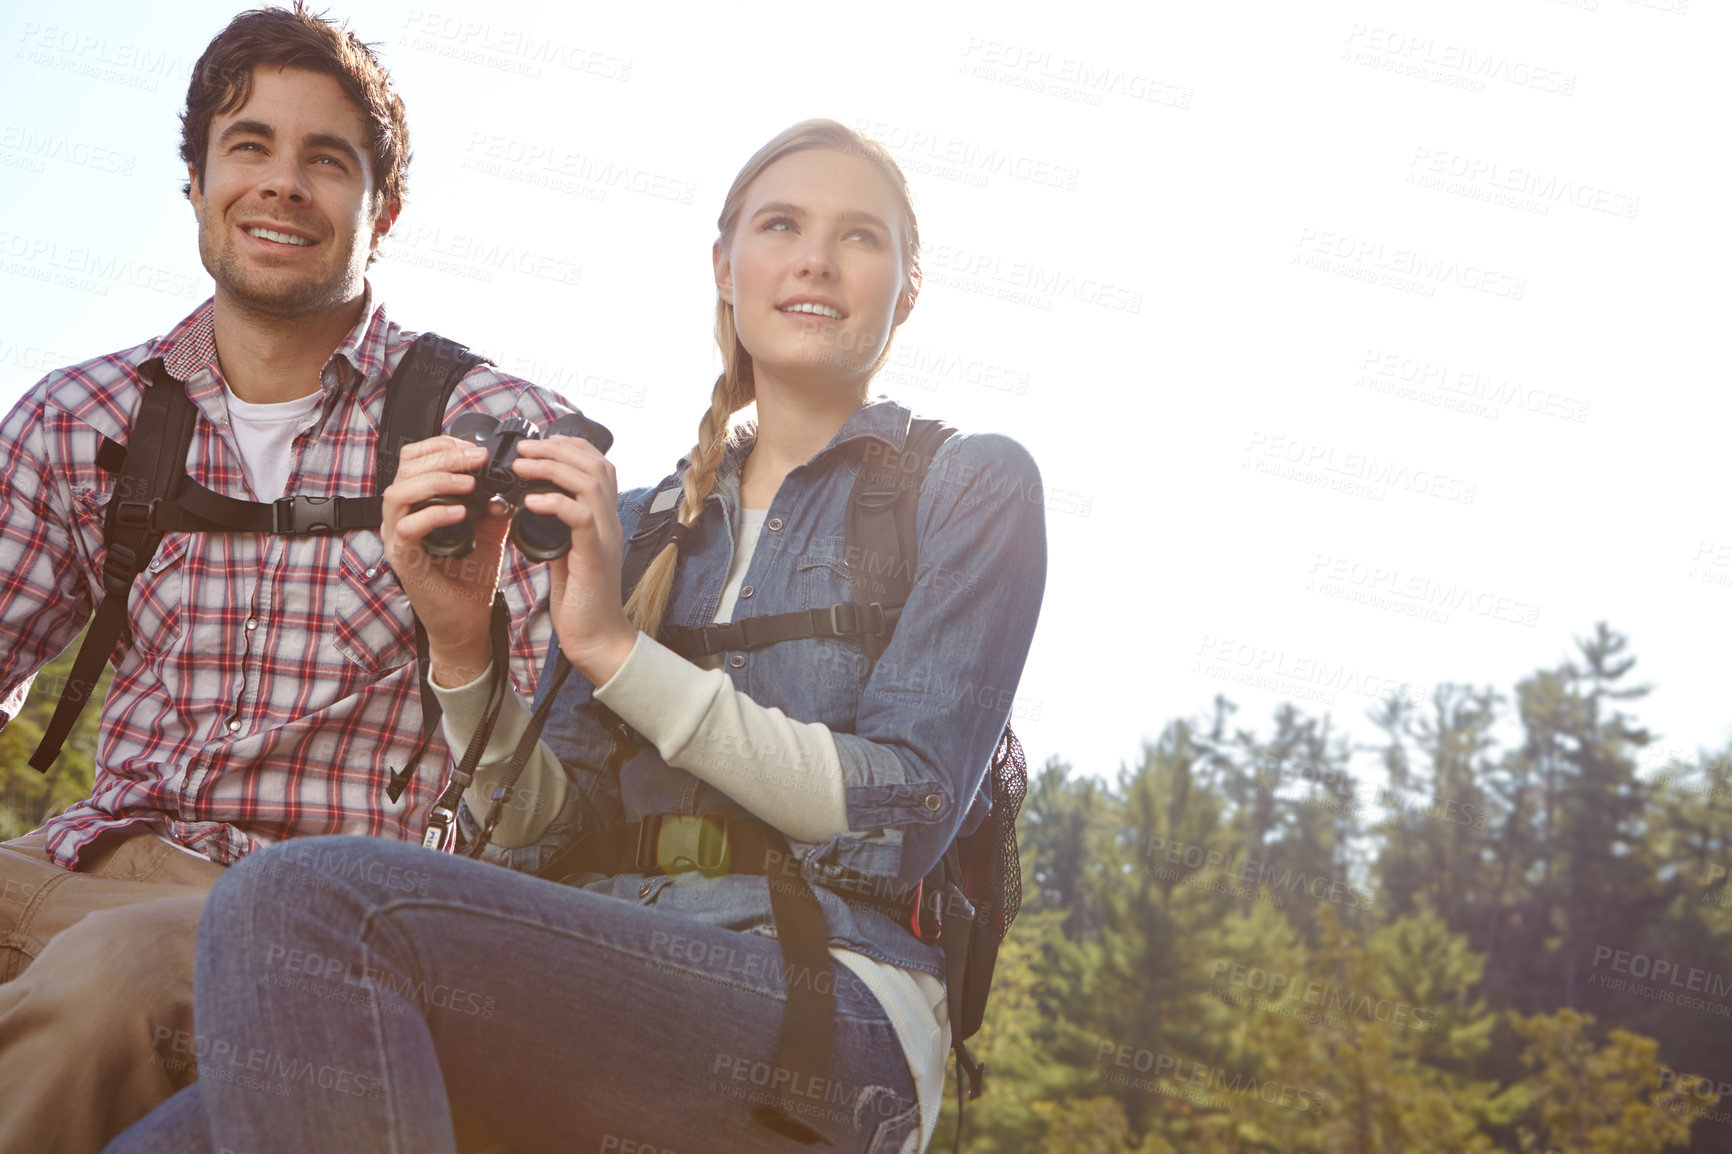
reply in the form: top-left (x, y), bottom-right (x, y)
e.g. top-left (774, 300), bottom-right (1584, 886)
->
top-left (216, 119), bottom-right (274, 145)
top-left (305, 132), bottom-right (367, 165)
top-left (214, 121), bottom-right (366, 166)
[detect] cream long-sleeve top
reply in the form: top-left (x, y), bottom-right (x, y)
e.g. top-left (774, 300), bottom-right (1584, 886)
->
top-left (432, 506), bottom-right (949, 1151)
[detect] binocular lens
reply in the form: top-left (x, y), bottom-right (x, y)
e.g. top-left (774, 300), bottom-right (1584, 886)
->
top-left (420, 495), bottom-right (478, 559)
top-left (511, 509), bottom-right (570, 562)
top-left (447, 412), bottom-right (501, 442)
top-left (545, 412), bottom-right (614, 455)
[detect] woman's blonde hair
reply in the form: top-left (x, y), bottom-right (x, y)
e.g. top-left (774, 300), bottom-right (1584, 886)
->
top-left (624, 119), bottom-right (921, 639)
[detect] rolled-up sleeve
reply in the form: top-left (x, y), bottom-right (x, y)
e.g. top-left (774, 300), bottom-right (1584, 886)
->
top-left (832, 432), bottom-right (1046, 884)
top-left (0, 389), bottom-right (96, 728)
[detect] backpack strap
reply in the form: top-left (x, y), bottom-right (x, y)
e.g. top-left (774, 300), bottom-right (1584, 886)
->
top-left (618, 476), bottom-right (685, 605)
top-left (375, 335), bottom-right (485, 490)
top-left (95, 439), bottom-right (379, 536)
top-left (30, 358), bottom-right (200, 771)
top-left (848, 418), bottom-right (954, 668)
top-left (371, 335), bottom-right (488, 804)
top-left (86, 337), bottom-right (486, 537)
top-left (657, 419), bottom-right (956, 666)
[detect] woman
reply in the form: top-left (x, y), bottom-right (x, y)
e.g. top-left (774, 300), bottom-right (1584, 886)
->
top-left (107, 119), bottom-right (1045, 1154)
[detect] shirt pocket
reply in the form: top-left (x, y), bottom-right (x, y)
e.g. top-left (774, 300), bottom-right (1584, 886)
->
top-left (69, 484), bottom-right (112, 574)
top-left (794, 533), bottom-right (856, 596)
top-left (124, 533), bottom-right (190, 659)
top-left (785, 534), bottom-right (874, 717)
top-left (74, 484), bottom-right (190, 658)
top-left (332, 531), bottom-right (416, 675)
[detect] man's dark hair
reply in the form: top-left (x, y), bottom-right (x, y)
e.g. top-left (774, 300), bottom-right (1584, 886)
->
top-left (179, 2), bottom-right (410, 207)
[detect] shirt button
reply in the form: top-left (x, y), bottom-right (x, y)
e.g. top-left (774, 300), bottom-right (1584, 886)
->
top-left (245, 618), bottom-right (257, 631)
top-left (364, 568), bottom-right (377, 580)
top-left (638, 881), bottom-right (654, 899)
top-left (227, 720), bottom-right (241, 733)
top-left (728, 655), bottom-right (746, 669)
top-left (922, 794), bottom-right (943, 812)
top-left (767, 518), bottom-right (783, 531)
top-left (740, 585), bottom-right (754, 599)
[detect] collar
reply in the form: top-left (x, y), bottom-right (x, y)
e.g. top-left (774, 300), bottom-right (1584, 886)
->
top-left (155, 285), bottom-right (388, 397)
top-left (716, 395), bottom-right (915, 480)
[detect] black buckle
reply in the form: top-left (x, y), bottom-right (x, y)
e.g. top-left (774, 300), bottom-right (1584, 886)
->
top-left (101, 544), bottom-right (140, 598)
top-left (826, 602), bottom-right (885, 637)
top-left (827, 602), bottom-right (859, 635)
top-left (637, 815), bottom-right (730, 876)
top-left (705, 622), bottom-right (745, 654)
top-left (112, 499), bottom-right (154, 529)
top-left (273, 495), bottom-right (336, 535)
top-left (734, 617), bottom-right (766, 651)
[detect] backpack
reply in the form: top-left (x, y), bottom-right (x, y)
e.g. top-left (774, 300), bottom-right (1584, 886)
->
top-left (445, 417), bottom-right (1028, 1150)
top-left (622, 419), bottom-right (1027, 1132)
top-left (29, 333), bottom-right (486, 803)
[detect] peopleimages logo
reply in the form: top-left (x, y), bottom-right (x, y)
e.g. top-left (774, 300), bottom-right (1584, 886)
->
top-left (1143, 836), bottom-right (1375, 910)
top-left (1209, 960), bottom-right (1442, 1034)
top-left (1294, 228), bottom-right (1526, 301)
top-left (1093, 1043), bottom-right (1328, 1115)
top-left (1590, 946), bottom-right (1732, 1001)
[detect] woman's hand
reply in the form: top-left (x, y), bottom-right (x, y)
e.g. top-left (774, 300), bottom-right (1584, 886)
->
top-left (380, 435), bottom-right (509, 687)
top-left (511, 435), bottom-right (639, 685)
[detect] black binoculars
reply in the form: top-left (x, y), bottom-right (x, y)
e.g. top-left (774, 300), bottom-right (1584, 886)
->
top-left (414, 411), bottom-right (614, 561)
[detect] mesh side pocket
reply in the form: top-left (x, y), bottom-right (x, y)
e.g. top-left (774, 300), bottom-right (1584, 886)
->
top-left (991, 727), bottom-right (1027, 938)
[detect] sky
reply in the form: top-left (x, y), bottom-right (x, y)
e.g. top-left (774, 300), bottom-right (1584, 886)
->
top-left (1, 0), bottom-right (1727, 792)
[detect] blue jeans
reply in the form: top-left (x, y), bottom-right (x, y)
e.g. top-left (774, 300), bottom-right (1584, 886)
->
top-left (105, 836), bottom-right (924, 1154)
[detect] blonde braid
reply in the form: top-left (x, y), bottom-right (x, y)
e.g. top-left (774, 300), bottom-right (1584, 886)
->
top-left (624, 366), bottom-right (751, 638)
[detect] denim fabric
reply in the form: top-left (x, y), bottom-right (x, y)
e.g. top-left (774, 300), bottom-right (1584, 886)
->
top-left (468, 398), bottom-right (1047, 979)
top-left (104, 836), bottom-right (924, 1154)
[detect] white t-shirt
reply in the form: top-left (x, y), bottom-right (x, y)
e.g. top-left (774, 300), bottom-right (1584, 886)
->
top-left (220, 383), bottom-right (324, 500)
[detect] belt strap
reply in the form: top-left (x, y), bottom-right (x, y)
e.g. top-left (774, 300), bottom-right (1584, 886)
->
top-left (540, 815), bottom-right (915, 923)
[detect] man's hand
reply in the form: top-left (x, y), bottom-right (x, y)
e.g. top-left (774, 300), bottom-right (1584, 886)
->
top-left (380, 436), bottom-right (509, 687)
top-left (511, 435), bottom-right (637, 685)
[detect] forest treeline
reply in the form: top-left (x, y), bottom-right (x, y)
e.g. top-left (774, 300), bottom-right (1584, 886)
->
top-left (3, 624), bottom-right (1728, 1152)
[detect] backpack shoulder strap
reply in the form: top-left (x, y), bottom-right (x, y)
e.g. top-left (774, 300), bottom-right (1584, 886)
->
top-left (619, 473), bottom-right (686, 607)
top-left (374, 333), bottom-right (491, 804)
top-left (98, 334), bottom-right (486, 542)
top-left (376, 333), bottom-right (486, 490)
top-left (30, 359), bottom-right (200, 772)
top-left (846, 417), bottom-right (956, 667)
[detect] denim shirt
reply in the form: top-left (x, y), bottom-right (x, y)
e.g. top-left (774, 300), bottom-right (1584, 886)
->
top-left (470, 398), bottom-right (1046, 977)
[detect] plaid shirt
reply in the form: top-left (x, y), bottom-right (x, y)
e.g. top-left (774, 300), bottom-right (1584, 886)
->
top-left (0, 293), bottom-right (568, 869)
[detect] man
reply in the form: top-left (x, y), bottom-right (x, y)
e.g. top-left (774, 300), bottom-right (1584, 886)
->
top-left (0, 5), bottom-right (568, 1149)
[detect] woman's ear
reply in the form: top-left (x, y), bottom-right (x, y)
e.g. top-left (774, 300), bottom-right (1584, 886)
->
top-left (713, 239), bottom-right (734, 306)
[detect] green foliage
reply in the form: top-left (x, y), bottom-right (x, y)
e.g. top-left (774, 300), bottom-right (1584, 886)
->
top-left (1501, 1009), bottom-right (1707, 1154)
top-left (0, 630), bottom-right (106, 839)
top-left (939, 625), bottom-right (1725, 1152)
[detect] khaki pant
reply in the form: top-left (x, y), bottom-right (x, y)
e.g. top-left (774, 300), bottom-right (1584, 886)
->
top-left (0, 827), bottom-right (226, 1154)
